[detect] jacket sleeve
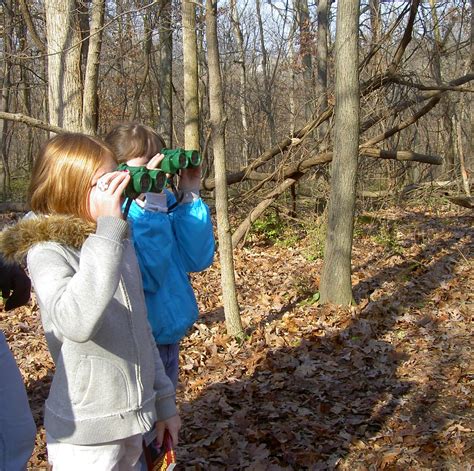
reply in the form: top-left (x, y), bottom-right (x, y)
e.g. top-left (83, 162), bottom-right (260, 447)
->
top-left (169, 197), bottom-right (215, 273)
top-left (27, 217), bottom-right (128, 343)
top-left (0, 257), bottom-right (31, 311)
top-left (129, 209), bottom-right (174, 293)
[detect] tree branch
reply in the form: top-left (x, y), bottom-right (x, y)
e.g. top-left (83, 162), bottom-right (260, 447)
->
top-left (0, 112), bottom-right (65, 134)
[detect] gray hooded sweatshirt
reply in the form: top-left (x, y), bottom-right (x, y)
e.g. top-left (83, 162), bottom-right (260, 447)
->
top-left (0, 215), bottom-right (176, 445)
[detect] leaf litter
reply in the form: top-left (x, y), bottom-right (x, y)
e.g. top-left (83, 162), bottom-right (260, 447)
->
top-left (1, 205), bottom-right (472, 470)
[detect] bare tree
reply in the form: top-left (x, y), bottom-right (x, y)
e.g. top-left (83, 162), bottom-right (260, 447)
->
top-left (295, 0), bottom-right (314, 121)
top-left (158, 0), bottom-right (173, 145)
top-left (45, 0), bottom-right (83, 131)
top-left (1, 0), bottom-right (14, 196)
top-left (205, 0), bottom-right (243, 338)
top-left (82, 0), bottom-right (105, 135)
top-left (183, 0), bottom-right (199, 150)
top-left (319, 0), bottom-right (361, 305)
top-left (255, 0), bottom-right (277, 146)
top-left (230, 0), bottom-right (250, 165)
top-left (316, 0), bottom-right (329, 139)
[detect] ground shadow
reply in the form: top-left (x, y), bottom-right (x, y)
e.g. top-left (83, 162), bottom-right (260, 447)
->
top-left (178, 213), bottom-right (472, 469)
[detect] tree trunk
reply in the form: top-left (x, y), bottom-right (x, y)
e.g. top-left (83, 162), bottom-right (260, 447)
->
top-left (132, 11), bottom-right (153, 121)
top-left (295, 0), bottom-right (314, 122)
top-left (183, 0), bottom-right (200, 150)
top-left (255, 0), bottom-right (276, 147)
top-left (230, 0), bottom-right (250, 166)
top-left (45, 0), bottom-right (83, 132)
top-left (316, 0), bottom-right (329, 139)
top-left (18, 8), bottom-right (35, 169)
top-left (320, 0), bottom-right (360, 305)
top-left (454, 115), bottom-right (471, 196)
top-left (1, 0), bottom-right (13, 197)
top-left (205, 0), bottom-right (243, 338)
top-left (82, 0), bottom-right (105, 135)
top-left (158, 0), bottom-right (173, 146)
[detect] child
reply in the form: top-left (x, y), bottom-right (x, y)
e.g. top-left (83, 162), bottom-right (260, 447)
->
top-left (0, 133), bottom-right (180, 470)
top-left (104, 123), bottom-right (215, 388)
top-left (0, 257), bottom-right (36, 470)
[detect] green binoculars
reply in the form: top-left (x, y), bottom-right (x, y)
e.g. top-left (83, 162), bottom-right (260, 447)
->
top-left (160, 148), bottom-right (201, 174)
top-left (118, 148), bottom-right (201, 198)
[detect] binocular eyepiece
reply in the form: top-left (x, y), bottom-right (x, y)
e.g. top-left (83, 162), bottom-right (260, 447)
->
top-left (118, 148), bottom-right (201, 198)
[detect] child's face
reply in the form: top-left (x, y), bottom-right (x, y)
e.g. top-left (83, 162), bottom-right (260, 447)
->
top-left (88, 154), bottom-right (119, 221)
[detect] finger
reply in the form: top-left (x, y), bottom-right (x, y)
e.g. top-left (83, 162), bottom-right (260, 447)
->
top-left (115, 172), bottom-right (130, 196)
top-left (105, 171), bottom-right (129, 194)
top-left (146, 153), bottom-right (165, 170)
top-left (169, 426), bottom-right (179, 446)
top-left (155, 421), bottom-right (165, 448)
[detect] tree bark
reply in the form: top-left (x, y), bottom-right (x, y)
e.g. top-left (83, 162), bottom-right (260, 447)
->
top-left (316, 0), bottom-right (329, 138)
top-left (82, 0), bottom-right (105, 135)
top-left (255, 0), bottom-right (276, 147)
top-left (183, 0), bottom-right (200, 150)
top-left (320, 0), bottom-right (360, 305)
top-left (158, 0), bottom-right (173, 145)
top-left (205, 0), bottom-right (243, 338)
top-left (230, 0), bottom-right (250, 165)
top-left (45, 0), bottom-right (83, 132)
top-left (1, 0), bottom-right (13, 196)
top-left (295, 0), bottom-right (315, 122)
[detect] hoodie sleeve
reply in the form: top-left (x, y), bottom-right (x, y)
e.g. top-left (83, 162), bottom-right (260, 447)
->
top-left (169, 198), bottom-right (215, 273)
top-left (27, 216), bottom-right (128, 343)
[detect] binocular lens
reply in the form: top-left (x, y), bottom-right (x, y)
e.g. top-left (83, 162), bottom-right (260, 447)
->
top-left (151, 172), bottom-right (167, 192)
top-left (139, 173), bottom-right (152, 193)
top-left (178, 153), bottom-right (187, 168)
top-left (189, 151), bottom-right (200, 166)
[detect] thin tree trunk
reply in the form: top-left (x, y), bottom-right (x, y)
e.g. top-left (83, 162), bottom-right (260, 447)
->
top-left (295, 0), bottom-right (314, 122)
top-left (205, 0), bottom-right (243, 338)
top-left (45, 0), bottom-right (83, 131)
top-left (454, 116), bottom-right (471, 196)
top-left (1, 0), bottom-right (13, 196)
top-left (320, 0), bottom-right (360, 305)
top-left (82, 0), bottom-right (105, 135)
top-left (230, 0), bottom-right (249, 166)
top-left (158, 0), bottom-right (173, 145)
top-left (132, 12), bottom-right (152, 121)
top-left (316, 0), bottom-right (329, 139)
top-left (255, 0), bottom-right (276, 147)
top-left (183, 0), bottom-right (200, 150)
top-left (18, 10), bottom-right (35, 169)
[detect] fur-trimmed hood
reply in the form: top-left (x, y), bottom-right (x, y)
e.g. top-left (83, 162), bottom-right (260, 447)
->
top-left (0, 215), bottom-right (96, 264)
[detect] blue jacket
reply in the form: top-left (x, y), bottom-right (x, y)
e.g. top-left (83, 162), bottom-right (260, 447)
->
top-left (126, 191), bottom-right (215, 344)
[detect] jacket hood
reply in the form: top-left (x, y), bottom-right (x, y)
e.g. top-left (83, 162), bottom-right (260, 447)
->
top-left (0, 215), bottom-right (96, 264)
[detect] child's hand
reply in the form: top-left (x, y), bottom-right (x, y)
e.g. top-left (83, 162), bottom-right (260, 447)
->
top-left (156, 414), bottom-right (181, 448)
top-left (146, 153), bottom-right (165, 170)
top-left (92, 171), bottom-right (130, 220)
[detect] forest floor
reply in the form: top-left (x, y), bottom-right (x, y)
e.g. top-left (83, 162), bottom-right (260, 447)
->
top-left (1, 202), bottom-right (473, 470)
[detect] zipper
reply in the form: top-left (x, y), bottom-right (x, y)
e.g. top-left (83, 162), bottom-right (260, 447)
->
top-left (119, 275), bottom-right (146, 428)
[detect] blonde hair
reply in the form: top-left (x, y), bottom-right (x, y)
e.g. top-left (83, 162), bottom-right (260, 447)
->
top-left (29, 133), bottom-right (116, 222)
top-left (104, 123), bottom-right (166, 163)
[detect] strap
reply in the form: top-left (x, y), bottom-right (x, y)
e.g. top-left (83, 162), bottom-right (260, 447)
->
top-left (167, 177), bottom-right (184, 212)
top-left (123, 197), bottom-right (133, 219)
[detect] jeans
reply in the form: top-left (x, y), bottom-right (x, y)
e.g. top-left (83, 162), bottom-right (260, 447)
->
top-left (0, 331), bottom-right (36, 471)
top-left (157, 343), bottom-right (180, 389)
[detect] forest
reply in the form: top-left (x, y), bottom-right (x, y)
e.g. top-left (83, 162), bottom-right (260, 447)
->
top-left (0, 0), bottom-right (472, 469)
